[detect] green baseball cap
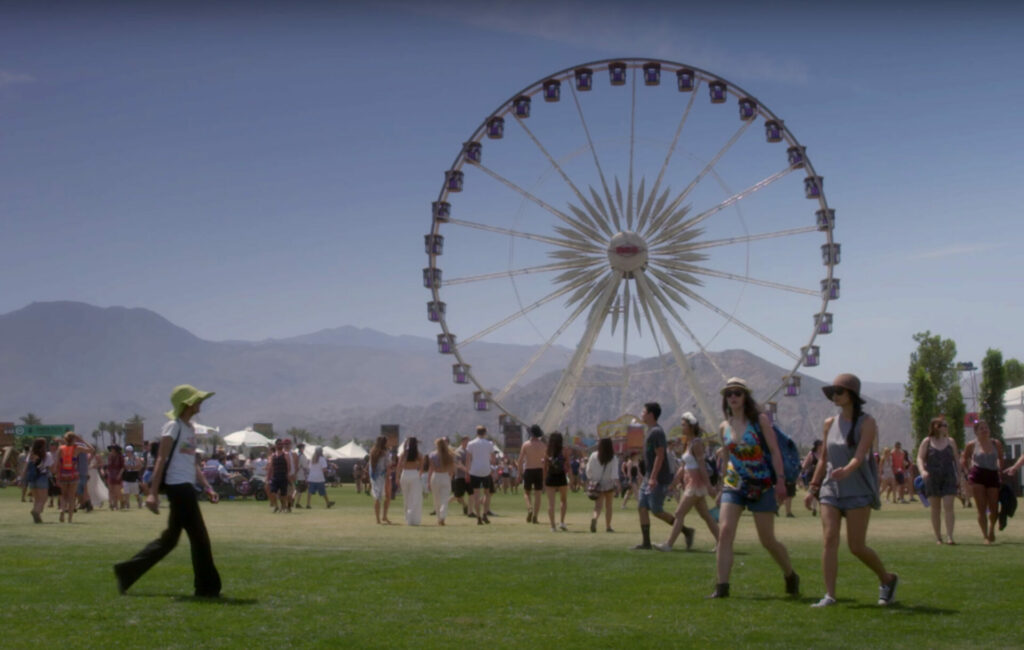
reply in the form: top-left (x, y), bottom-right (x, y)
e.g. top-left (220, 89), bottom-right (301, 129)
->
top-left (166, 384), bottom-right (215, 420)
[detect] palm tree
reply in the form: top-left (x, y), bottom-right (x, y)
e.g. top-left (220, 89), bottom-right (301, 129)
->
top-left (91, 429), bottom-right (102, 448)
top-left (19, 413), bottom-right (42, 425)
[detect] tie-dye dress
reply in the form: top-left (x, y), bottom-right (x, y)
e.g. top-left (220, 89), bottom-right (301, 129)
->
top-left (723, 422), bottom-right (773, 499)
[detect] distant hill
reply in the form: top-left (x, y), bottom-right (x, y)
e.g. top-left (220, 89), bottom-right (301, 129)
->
top-left (0, 301), bottom-right (911, 447)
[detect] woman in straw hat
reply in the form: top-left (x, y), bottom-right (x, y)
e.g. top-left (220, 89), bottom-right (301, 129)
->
top-left (709, 378), bottom-right (799, 599)
top-left (114, 384), bottom-right (222, 598)
top-left (805, 373), bottom-right (898, 607)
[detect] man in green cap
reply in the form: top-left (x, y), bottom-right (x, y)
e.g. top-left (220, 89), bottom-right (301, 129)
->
top-left (114, 384), bottom-right (222, 598)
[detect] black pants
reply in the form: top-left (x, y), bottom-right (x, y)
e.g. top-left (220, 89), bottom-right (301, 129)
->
top-left (115, 483), bottom-right (221, 596)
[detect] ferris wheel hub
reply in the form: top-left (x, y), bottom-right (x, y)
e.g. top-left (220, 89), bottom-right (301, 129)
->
top-left (607, 231), bottom-right (648, 275)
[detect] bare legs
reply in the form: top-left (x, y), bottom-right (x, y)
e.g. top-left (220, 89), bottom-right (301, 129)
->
top-left (715, 503), bottom-right (793, 584)
top-left (591, 491), bottom-right (614, 531)
top-left (547, 485), bottom-right (568, 528)
top-left (663, 494), bottom-right (719, 548)
top-left (971, 483), bottom-right (999, 543)
top-left (929, 494), bottom-right (956, 544)
top-left (820, 506), bottom-right (894, 598)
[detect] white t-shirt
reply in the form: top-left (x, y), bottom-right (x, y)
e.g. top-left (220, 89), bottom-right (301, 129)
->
top-left (161, 419), bottom-right (198, 486)
top-left (307, 457), bottom-right (328, 483)
top-left (466, 437), bottom-right (495, 477)
top-left (253, 457), bottom-right (268, 476)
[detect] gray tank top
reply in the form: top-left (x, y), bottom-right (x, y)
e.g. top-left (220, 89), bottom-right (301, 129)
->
top-left (925, 440), bottom-right (956, 476)
top-left (819, 414), bottom-right (874, 500)
top-left (972, 443), bottom-right (999, 471)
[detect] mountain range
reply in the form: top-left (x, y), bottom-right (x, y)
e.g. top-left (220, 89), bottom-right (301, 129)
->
top-left (0, 301), bottom-right (910, 447)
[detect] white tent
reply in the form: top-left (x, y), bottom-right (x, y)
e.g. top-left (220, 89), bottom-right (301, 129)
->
top-left (223, 428), bottom-right (273, 447)
top-left (334, 440), bottom-right (369, 459)
top-left (300, 444), bottom-right (346, 461)
top-left (193, 422), bottom-right (219, 436)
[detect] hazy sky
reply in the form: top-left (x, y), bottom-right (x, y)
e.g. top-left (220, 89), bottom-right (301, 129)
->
top-left (3, 1), bottom-right (1022, 387)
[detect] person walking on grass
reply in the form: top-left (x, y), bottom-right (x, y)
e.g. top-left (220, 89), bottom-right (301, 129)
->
top-left (544, 432), bottom-right (571, 531)
top-left (449, 437), bottom-right (472, 517)
top-left (369, 436), bottom-right (393, 524)
top-left (268, 439), bottom-right (292, 513)
top-left (428, 437), bottom-right (456, 525)
top-left (518, 424), bottom-right (547, 524)
top-left (917, 417), bottom-right (960, 545)
top-left (587, 437), bottom-right (619, 533)
top-left (398, 437), bottom-right (424, 526)
top-left (19, 437), bottom-right (52, 524)
top-left (56, 432), bottom-right (85, 523)
top-left (304, 446), bottom-right (334, 509)
top-left (708, 378), bottom-right (799, 599)
top-left (114, 384), bottom-right (221, 598)
top-left (963, 420), bottom-right (1004, 544)
top-left (657, 412), bottom-right (717, 552)
top-left (805, 373), bottom-right (898, 608)
top-left (466, 426), bottom-right (496, 525)
top-left (632, 402), bottom-right (679, 550)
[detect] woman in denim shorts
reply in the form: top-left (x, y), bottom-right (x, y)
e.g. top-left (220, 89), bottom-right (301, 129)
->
top-left (805, 373), bottom-right (898, 608)
top-left (709, 378), bottom-right (799, 600)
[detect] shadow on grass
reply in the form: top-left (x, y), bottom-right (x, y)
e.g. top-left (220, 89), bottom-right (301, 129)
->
top-left (846, 602), bottom-right (958, 615)
top-left (125, 593), bottom-right (258, 606)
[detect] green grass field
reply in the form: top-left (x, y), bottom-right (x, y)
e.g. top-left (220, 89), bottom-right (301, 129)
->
top-left (2, 485), bottom-right (1022, 649)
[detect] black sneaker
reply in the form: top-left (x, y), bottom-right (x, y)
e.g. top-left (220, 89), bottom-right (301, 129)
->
top-left (113, 565), bottom-right (129, 595)
top-left (785, 571), bottom-right (800, 596)
top-left (631, 543), bottom-right (652, 550)
top-left (477, 516), bottom-right (483, 525)
top-left (482, 514), bottom-right (490, 524)
top-left (706, 583), bottom-right (729, 599)
top-left (878, 574), bottom-right (898, 606)
top-left (590, 519), bottom-right (597, 533)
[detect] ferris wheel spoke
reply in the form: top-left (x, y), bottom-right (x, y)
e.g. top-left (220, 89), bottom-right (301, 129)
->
top-left (652, 225), bottom-right (819, 255)
top-left (472, 162), bottom-right (607, 246)
top-left (664, 277), bottom-right (802, 361)
top-left (446, 217), bottom-right (603, 254)
top-left (442, 259), bottom-right (597, 287)
top-left (640, 274), bottom-right (730, 383)
top-left (627, 67), bottom-right (637, 230)
top-left (677, 264), bottom-right (820, 296)
top-left (649, 165), bottom-right (796, 248)
top-left (513, 116), bottom-right (611, 237)
top-left (638, 81), bottom-right (701, 234)
top-left (537, 273), bottom-right (622, 433)
top-left (494, 274), bottom-right (610, 402)
top-left (644, 120), bottom-right (753, 238)
top-left (459, 282), bottom-right (583, 347)
top-left (569, 83), bottom-right (622, 232)
top-left (633, 271), bottom-right (720, 431)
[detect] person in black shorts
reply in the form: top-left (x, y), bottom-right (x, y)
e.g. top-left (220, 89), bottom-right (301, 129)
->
top-left (450, 437), bottom-right (473, 516)
top-left (518, 424), bottom-right (546, 523)
top-left (268, 439), bottom-right (291, 512)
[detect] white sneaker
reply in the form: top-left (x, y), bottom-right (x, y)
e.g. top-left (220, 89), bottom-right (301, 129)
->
top-left (551, 526), bottom-right (557, 532)
top-left (653, 543), bottom-right (672, 552)
top-left (811, 595), bottom-right (837, 608)
top-left (558, 523), bottom-right (568, 531)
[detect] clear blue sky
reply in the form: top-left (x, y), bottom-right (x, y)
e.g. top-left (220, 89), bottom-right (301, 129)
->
top-left (2, 1), bottom-right (1022, 385)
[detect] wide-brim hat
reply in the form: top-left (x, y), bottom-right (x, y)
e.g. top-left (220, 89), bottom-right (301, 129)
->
top-left (166, 384), bottom-right (215, 419)
top-left (822, 373), bottom-right (866, 405)
top-left (719, 377), bottom-right (750, 395)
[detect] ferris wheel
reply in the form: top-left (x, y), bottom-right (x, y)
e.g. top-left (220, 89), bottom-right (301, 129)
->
top-left (423, 59), bottom-right (838, 433)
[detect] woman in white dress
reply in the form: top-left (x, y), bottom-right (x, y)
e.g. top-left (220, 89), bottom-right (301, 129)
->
top-left (398, 437), bottom-right (423, 526)
top-left (87, 450), bottom-right (109, 508)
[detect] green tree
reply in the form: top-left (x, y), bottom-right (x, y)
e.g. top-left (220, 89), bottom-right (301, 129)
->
top-left (330, 435), bottom-right (342, 448)
top-left (286, 427), bottom-right (312, 443)
top-left (1004, 358), bottom-right (1024, 388)
top-left (943, 384), bottom-right (966, 449)
top-left (905, 331), bottom-right (959, 405)
top-left (979, 348), bottom-right (1007, 440)
top-left (19, 413), bottom-right (42, 425)
top-left (910, 366), bottom-right (937, 445)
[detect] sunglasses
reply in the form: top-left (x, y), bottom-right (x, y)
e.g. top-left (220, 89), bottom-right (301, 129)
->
top-left (723, 389), bottom-right (745, 398)
top-left (830, 386), bottom-right (847, 397)
top-left (937, 422), bottom-right (949, 428)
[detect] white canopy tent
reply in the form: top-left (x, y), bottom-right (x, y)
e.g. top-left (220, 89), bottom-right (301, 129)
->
top-left (334, 441), bottom-right (369, 460)
top-left (223, 428), bottom-right (273, 448)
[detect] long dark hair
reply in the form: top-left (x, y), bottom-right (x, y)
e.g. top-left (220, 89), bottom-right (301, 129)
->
top-left (597, 438), bottom-right (614, 466)
top-left (722, 390), bottom-right (760, 423)
top-left (30, 437), bottom-right (46, 464)
top-left (405, 437), bottom-right (419, 463)
top-left (370, 436), bottom-right (388, 465)
top-left (847, 401), bottom-right (865, 448)
top-left (547, 432), bottom-right (564, 459)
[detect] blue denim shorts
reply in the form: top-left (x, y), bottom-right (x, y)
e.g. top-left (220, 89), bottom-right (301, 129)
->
top-left (637, 482), bottom-right (668, 513)
top-left (721, 487), bottom-right (778, 513)
top-left (819, 494), bottom-right (874, 513)
top-left (307, 481), bottom-right (326, 497)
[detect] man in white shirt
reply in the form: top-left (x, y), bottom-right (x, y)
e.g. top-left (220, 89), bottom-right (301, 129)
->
top-left (465, 426), bottom-right (496, 525)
